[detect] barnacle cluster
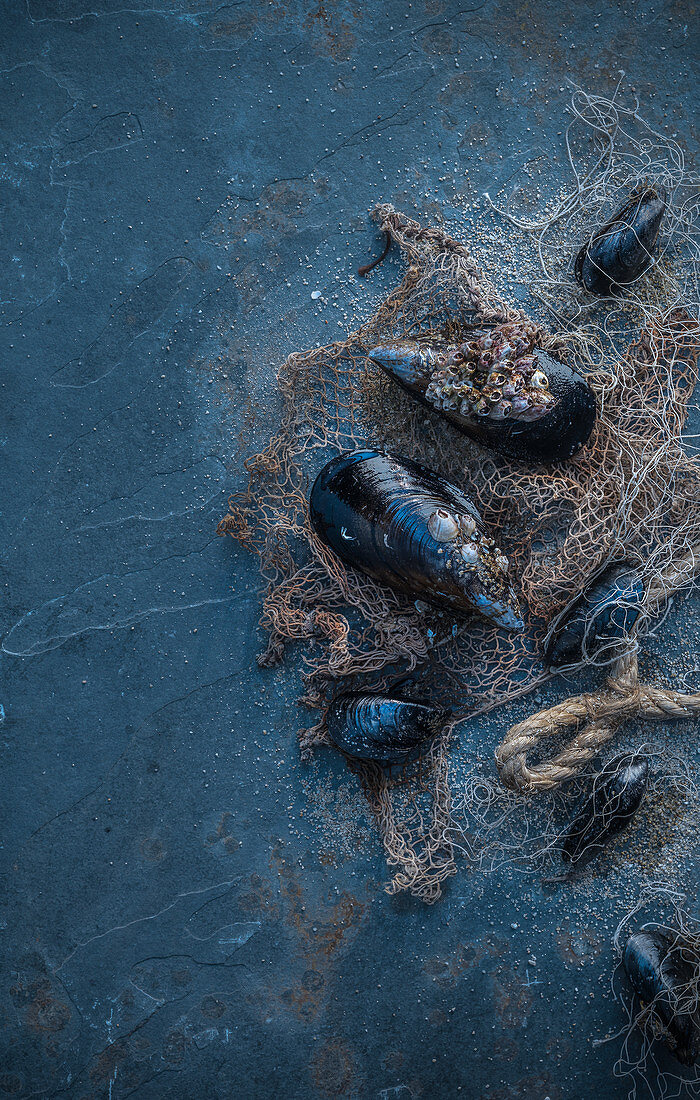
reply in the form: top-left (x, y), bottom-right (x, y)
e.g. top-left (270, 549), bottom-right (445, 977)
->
top-left (424, 322), bottom-right (556, 423)
top-left (427, 508), bottom-right (511, 596)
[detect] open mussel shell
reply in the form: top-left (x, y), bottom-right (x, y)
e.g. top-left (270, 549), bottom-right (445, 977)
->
top-left (368, 342), bottom-right (595, 464)
top-left (545, 562), bottom-right (644, 670)
top-left (574, 186), bottom-right (667, 296)
top-left (624, 928), bottom-right (700, 1066)
top-left (560, 752), bottom-right (649, 868)
top-left (326, 693), bottom-right (449, 767)
top-left (309, 449), bottom-right (523, 630)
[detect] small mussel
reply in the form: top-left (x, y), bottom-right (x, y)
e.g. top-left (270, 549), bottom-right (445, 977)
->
top-left (561, 752), bottom-right (649, 868)
top-left (368, 321), bottom-right (596, 464)
top-left (574, 186), bottom-right (667, 296)
top-left (309, 449), bottom-right (523, 629)
top-left (326, 693), bottom-right (449, 767)
top-left (624, 928), bottom-right (700, 1066)
top-left (545, 562), bottom-right (644, 669)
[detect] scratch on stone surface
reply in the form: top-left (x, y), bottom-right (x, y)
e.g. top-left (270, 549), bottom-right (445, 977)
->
top-left (72, 490), bottom-right (223, 530)
top-left (24, 667), bottom-right (239, 844)
top-left (57, 183), bottom-right (76, 282)
top-left (51, 256), bottom-right (193, 387)
top-left (2, 567), bottom-right (234, 657)
top-left (314, 79), bottom-right (438, 168)
top-left (74, 456), bottom-right (227, 531)
top-left (130, 950), bottom-right (252, 972)
top-left (54, 877), bottom-right (243, 973)
top-left (184, 920), bottom-right (261, 951)
top-left (3, 373), bottom-right (155, 552)
top-left (25, 0), bottom-right (242, 24)
top-left (202, 71), bottom-right (439, 233)
top-left (53, 111), bottom-right (144, 167)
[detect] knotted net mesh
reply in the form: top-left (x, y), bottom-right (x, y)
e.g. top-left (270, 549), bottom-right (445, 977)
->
top-left (219, 87), bottom-right (700, 902)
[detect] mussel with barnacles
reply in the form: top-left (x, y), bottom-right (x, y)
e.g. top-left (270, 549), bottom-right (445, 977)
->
top-left (309, 449), bottom-right (523, 629)
top-left (574, 186), bottom-right (667, 296)
top-left (624, 928), bottom-right (700, 1066)
top-left (560, 752), bottom-right (649, 868)
top-left (326, 693), bottom-right (450, 768)
top-left (368, 321), bottom-right (596, 464)
top-left (545, 562), bottom-right (644, 670)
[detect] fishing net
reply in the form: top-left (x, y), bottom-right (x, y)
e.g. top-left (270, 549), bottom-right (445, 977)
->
top-left (595, 885), bottom-right (700, 1098)
top-left (219, 86), bottom-right (700, 902)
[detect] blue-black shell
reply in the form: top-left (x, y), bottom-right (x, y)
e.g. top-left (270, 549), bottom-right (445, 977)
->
top-left (545, 562), bottom-right (644, 669)
top-left (368, 343), bottom-right (596, 465)
top-left (561, 752), bottom-right (649, 867)
top-left (575, 187), bottom-right (667, 296)
top-left (309, 449), bottom-right (523, 629)
top-left (624, 928), bottom-right (700, 1066)
top-left (325, 693), bottom-right (449, 767)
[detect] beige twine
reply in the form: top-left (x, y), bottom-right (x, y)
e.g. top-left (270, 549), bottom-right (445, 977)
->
top-left (361, 726), bottom-right (458, 903)
top-left (220, 197), bottom-right (700, 900)
top-left (496, 553), bottom-right (700, 792)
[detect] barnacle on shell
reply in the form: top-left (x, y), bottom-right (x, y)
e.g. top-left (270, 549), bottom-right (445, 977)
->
top-left (309, 449), bottom-right (523, 629)
top-left (368, 322), bottom-right (597, 464)
top-left (420, 323), bottom-right (555, 426)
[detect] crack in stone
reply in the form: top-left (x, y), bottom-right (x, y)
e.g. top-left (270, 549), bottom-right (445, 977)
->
top-left (54, 877), bottom-right (243, 973)
top-left (24, 669), bottom-right (239, 843)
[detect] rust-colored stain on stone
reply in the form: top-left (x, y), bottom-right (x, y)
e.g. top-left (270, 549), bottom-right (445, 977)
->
top-left (303, 2), bottom-right (361, 60)
top-left (10, 974), bottom-right (71, 1035)
top-left (492, 968), bottom-right (533, 1030)
top-left (555, 921), bottom-right (604, 969)
top-left (311, 1037), bottom-right (356, 1098)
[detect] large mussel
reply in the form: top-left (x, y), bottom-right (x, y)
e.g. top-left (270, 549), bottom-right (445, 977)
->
top-left (560, 752), bottom-right (649, 868)
top-left (326, 693), bottom-right (449, 767)
top-left (545, 562), bottom-right (644, 669)
top-left (309, 449), bottom-right (523, 629)
top-left (624, 928), bottom-right (700, 1066)
top-left (368, 321), bottom-right (596, 464)
top-left (574, 186), bottom-right (667, 296)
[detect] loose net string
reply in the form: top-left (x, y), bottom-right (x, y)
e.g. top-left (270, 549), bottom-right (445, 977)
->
top-left (219, 90), bottom-right (700, 902)
top-left (592, 886), bottom-right (700, 1099)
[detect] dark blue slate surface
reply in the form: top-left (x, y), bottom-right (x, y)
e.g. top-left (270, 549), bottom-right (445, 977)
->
top-left (1, 2), bottom-right (698, 1097)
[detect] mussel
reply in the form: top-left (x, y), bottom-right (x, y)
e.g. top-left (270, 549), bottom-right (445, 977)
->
top-left (574, 186), bottom-right (667, 296)
top-left (624, 928), bottom-right (700, 1066)
top-left (561, 752), bottom-right (649, 868)
top-left (545, 562), bottom-right (644, 669)
top-left (368, 321), bottom-right (596, 464)
top-left (326, 693), bottom-right (449, 767)
top-left (309, 449), bottom-right (523, 630)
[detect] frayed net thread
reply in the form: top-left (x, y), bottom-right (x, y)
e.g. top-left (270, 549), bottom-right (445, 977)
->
top-left (219, 85), bottom-right (700, 903)
top-left (588, 885), bottom-right (700, 1100)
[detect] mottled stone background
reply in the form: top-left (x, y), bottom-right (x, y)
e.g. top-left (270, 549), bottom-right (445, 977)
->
top-left (1, 1), bottom-right (698, 1097)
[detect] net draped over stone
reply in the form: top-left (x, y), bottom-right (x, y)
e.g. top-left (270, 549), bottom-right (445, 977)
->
top-left (219, 205), bottom-right (700, 902)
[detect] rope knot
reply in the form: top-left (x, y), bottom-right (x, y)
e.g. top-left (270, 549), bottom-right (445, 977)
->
top-left (496, 647), bottom-right (700, 793)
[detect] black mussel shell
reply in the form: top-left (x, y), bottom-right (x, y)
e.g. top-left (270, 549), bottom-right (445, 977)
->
top-left (561, 752), bottom-right (649, 867)
top-left (368, 344), bottom-right (595, 465)
top-left (624, 929), bottom-right (700, 1066)
top-left (326, 693), bottom-right (449, 767)
top-left (574, 186), bottom-right (667, 296)
top-left (309, 449), bottom-right (523, 629)
top-left (545, 562), bottom-right (644, 669)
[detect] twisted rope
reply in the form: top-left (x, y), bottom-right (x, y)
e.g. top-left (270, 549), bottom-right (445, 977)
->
top-left (496, 583), bottom-right (700, 792)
